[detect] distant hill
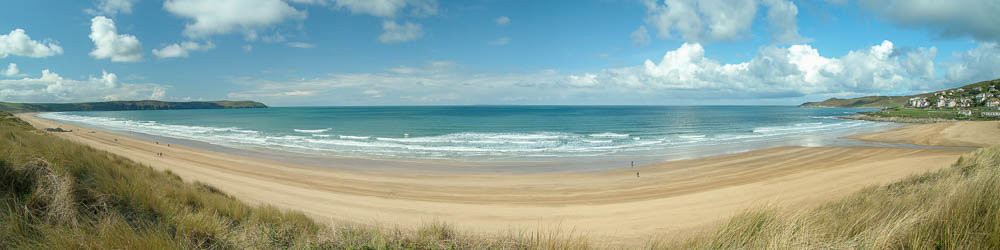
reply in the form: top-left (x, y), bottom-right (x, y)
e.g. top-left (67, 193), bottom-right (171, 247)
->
top-left (801, 78), bottom-right (1000, 108)
top-left (0, 100), bottom-right (267, 113)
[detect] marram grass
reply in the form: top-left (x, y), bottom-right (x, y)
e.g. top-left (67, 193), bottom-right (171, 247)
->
top-left (1, 110), bottom-right (999, 249)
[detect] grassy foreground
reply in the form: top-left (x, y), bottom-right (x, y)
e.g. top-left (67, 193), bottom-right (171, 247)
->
top-left (0, 111), bottom-right (583, 249)
top-left (2, 110), bottom-right (999, 249)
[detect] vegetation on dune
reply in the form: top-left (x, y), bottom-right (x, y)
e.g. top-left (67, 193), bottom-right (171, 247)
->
top-left (674, 144), bottom-right (1000, 249)
top-left (0, 100), bottom-right (267, 113)
top-left (0, 111), bottom-right (585, 249)
top-left (2, 110), bottom-right (999, 249)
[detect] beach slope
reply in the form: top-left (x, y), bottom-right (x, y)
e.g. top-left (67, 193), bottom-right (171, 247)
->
top-left (16, 113), bottom-right (977, 244)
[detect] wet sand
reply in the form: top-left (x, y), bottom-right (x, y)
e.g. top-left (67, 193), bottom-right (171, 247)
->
top-left (18, 113), bottom-right (989, 245)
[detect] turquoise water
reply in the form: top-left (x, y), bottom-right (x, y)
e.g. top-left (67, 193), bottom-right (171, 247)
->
top-left (39, 106), bottom-right (887, 161)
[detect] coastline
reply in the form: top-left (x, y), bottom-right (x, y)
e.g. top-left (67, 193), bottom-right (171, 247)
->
top-left (15, 112), bottom-right (988, 245)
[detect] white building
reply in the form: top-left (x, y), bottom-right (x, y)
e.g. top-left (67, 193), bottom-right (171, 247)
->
top-left (977, 93), bottom-right (992, 102)
top-left (988, 98), bottom-right (1000, 108)
top-left (908, 97), bottom-right (929, 108)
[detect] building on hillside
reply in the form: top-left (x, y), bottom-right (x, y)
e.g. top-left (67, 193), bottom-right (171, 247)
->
top-left (977, 93), bottom-right (992, 102)
top-left (988, 98), bottom-right (1000, 108)
top-left (908, 97), bottom-right (930, 108)
top-left (959, 110), bottom-right (973, 116)
top-left (937, 98), bottom-right (958, 108)
top-left (973, 87), bottom-right (983, 92)
top-left (957, 88), bottom-right (966, 93)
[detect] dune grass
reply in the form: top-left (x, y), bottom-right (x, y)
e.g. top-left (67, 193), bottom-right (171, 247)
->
top-left (2, 110), bottom-right (999, 249)
top-left (673, 143), bottom-right (1000, 249)
top-left (0, 111), bottom-right (591, 249)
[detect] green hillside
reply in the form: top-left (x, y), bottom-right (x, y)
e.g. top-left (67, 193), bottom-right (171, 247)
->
top-left (0, 100), bottom-right (267, 113)
top-left (801, 78), bottom-right (1000, 108)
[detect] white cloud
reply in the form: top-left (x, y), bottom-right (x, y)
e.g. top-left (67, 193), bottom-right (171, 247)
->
top-left (242, 44), bottom-right (254, 52)
top-left (378, 21), bottom-right (423, 43)
top-left (0, 29), bottom-right (63, 58)
top-left (860, 0), bottom-right (1000, 42)
top-left (152, 41), bottom-right (215, 59)
top-left (225, 41), bottom-right (1000, 105)
top-left (945, 42), bottom-right (1000, 83)
top-left (0, 69), bottom-right (168, 102)
top-left (286, 42), bottom-right (317, 48)
top-left (2, 63), bottom-right (23, 77)
top-left (85, 0), bottom-right (138, 16)
top-left (495, 16), bottom-right (510, 25)
top-left (641, 0), bottom-right (803, 43)
top-left (763, 0), bottom-right (805, 43)
top-left (363, 89), bottom-right (383, 98)
top-left (163, 0), bottom-right (307, 40)
top-left (631, 26), bottom-right (651, 47)
top-left (89, 16), bottom-right (143, 62)
top-left (325, 0), bottom-right (438, 17)
top-left (488, 37), bottom-right (510, 46)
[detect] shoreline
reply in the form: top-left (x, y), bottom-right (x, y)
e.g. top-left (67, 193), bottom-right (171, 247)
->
top-left (15, 112), bottom-right (989, 245)
top-left (32, 111), bottom-right (919, 174)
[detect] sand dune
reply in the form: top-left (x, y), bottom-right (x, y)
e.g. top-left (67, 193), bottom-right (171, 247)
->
top-left (18, 113), bottom-right (984, 245)
top-left (846, 121), bottom-right (1000, 147)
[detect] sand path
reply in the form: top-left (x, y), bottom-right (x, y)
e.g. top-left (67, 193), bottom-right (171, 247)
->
top-left (17, 113), bottom-right (987, 245)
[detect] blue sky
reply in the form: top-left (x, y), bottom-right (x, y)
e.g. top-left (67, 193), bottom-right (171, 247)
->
top-left (1, 0), bottom-right (998, 106)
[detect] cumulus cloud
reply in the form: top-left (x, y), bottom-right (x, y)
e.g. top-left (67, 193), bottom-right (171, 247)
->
top-left (641, 0), bottom-right (804, 43)
top-left (567, 40), bottom-right (934, 97)
top-left (152, 41), bottom-right (215, 59)
top-left (763, 0), bottom-right (805, 43)
top-left (0, 29), bottom-right (63, 58)
top-left (163, 0), bottom-right (307, 40)
top-left (860, 0), bottom-right (1000, 42)
top-left (327, 0), bottom-right (438, 17)
top-left (631, 26), bottom-right (651, 47)
top-left (363, 89), bottom-right (383, 98)
top-left (945, 42), bottom-right (1000, 84)
top-left (488, 37), bottom-right (510, 46)
top-left (378, 21), bottom-right (423, 43)
top-left (225, 41), bottom-right (1000, 105)
top-left (495, 16), bottom-right (510, 25)
top-left (2, 63), bottom-right (22, 77)
top-left (0, 69), bottom-right (168, 102)
top-left (89, 16), bottom-right (143, 62)
top-left (85, 0), bottom-right (138, 16)
top-left (286, 42), bottom-right (317, 48)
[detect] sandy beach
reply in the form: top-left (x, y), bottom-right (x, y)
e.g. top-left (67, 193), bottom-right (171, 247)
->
top-left (17, 113), bottom-right (992, 245)
top-left (846, 121), bottom-right (1000, 147)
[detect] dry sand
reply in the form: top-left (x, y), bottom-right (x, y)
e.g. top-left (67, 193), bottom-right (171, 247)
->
top-left (847, 121), bottom-right (1000, 147)
top-left (17, 113), bottom-right (991, 245)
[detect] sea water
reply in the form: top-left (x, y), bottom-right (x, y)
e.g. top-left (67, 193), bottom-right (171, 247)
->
top-left (38, 106), bottom-right (897, 165)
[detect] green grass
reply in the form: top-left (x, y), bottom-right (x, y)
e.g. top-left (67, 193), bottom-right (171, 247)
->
top-left (0, 111), bottom-right (589, 249)
top-left (856, 108), bottom-right (1000, 121)
top-left (2, 110), bottom-right (999, 249)
top-left (673, 141), bottom-right (1000, 249)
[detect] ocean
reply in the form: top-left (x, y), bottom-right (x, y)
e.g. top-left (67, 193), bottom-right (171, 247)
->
top-left (37, 106), bottom-right (901, 168)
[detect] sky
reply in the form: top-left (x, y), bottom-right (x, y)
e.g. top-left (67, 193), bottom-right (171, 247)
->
top-left (1, 0), bottom-right (999, 106)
